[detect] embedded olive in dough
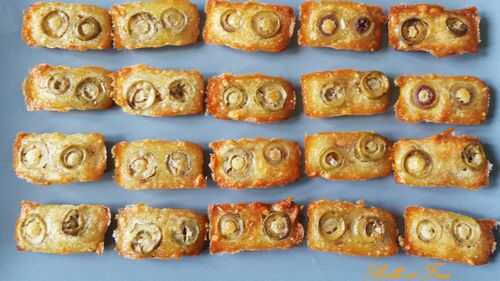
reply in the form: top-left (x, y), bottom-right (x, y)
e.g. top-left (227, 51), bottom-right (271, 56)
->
top-left (218, 213), bottom-right (244, 240)
top-left (130, 223), bottom-right (162, 255)
top-left (401, 18), bottom-right (428, 45)
top-left (263, 212), bottom-right (291, 240)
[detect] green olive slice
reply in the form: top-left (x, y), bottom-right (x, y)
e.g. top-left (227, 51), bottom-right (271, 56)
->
top-left (76, 16), bottom-right (102, 41)
top-left (21, 214), bottom-right (47, 245)
top-left (60, 145), bottom-right (86, 169)
top-left (318, 211), bottom-right (346, 241)
top-left (263, 142), bottom-right (287, 165)
top-left (128, 153), bottom-right (157, 181)
top-left (416, 218), bottom-right (441, 242)
top-left (251, 11), bottom-right (281, 38)
top-left (451, 85), bottom-right (474, 106)
top-left (223, 86), bottom-right (247, 109)
top-left (168, 79), bottom-right (192, 103)
top-left (218, 213), bottom-right (244, 240)
top-left (166, 151), bottom-right (191, 176)
top-left (452, 218), bottom-right (480, 246)
top-left (220, 9), bottom-right (241, 32)
top-left (401, 18), bottom-right (429, 45)
top-left (62, 209), bottom-right (84, 236)
top-left (402, 149), bottom-right (433, 178)
top-left (255, 83), bottom-right (287, 112)
top-left (412, 85), bottom-right (438, 109)
top-left (127, 80), bottom-right (158, 110)
top-left (355, 133), bottom-right (387, 162)
top-left (446, 17), bottom-right (468, 37)
top-left (317, 13), bottom-right (337, 36)
top-left (128, 12), bottom-right (159, 40)
top-left (20, 142), bottom-right (48, 169)
top-left (263, 212), bottom-right (291, 240)
top-left (130, 223), bottom-right (162, 255)
top-left (47, 74), bottom-right (70, 95)
top-left (462, 143), bottom-right (486, 170)
top-left (162, 8), bottom-right (187, 33)
top-left (320, 148), bottom-right (344, 170)
top-left (42, 10), bottom-right (69, 38)
top-left (76, 77), bottom-right (107, 104)
top-left (223, 148), bottom-right (252, 178)
top-left (320, 82), bottom-right (347, 107)
top-left (171, 218), bottom-right (200, 246)
top-left (353, 215), bottom-right (385, 242)
top-left (361, 72), bottom-right (389, 99)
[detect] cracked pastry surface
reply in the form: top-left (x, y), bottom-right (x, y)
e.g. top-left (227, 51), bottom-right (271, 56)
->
top-left (208, 198), bottom-right (303, 254)
top-left (114, 203), bottom-right (207, 259)
top-left (13, 132), bottom-right (107, 185)
top-left (401, 206), bottom-right (496, 265)
top-left (209, 138), bottom-right (300, 189)
top-left (23, 64), bottom-right (114, 112)
top-left (111, 64), bottom-right (204, 117)
top-left (307, 200), bottom-right (399, 257)
top-left (15, 201), bottom-right (110, 255)
top-left (203, 0), bottom-right (295, 52)
top-left (207, 73), bottom-right (296, 123)
top-left (393, 129), bottom-right (490, 190)
top-left (112, 139), bottom-right (206, 190)
top-left (395, 74), bottom-right (490, 125)
top-left (298, 1), bottom-right (385, 52)
top-left (111, 0), bottom-right (200, 49)
top-left (305, 131), bottom-right (392, 181)
top-left (301, 70), bottom-right (391, 118)
top-left (388, 4), bottom-right (480, 57)
top-left (22, 2), bottom-right (112, 51)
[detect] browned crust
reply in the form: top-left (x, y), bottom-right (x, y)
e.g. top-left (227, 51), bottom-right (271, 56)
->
top-left (388, 4), bottom-right (480, 57)
top-left (394, 74), bottom-right (490, 125)
top-left (298, 0), bottom-right (386, 52)
top-left (206, 73), bottom-right (296, 123)
top-left (402, 206), bottom-right (496, 265)
top-left (208, 198), bottom-right (304, 254)
top-left (203, 0), bottom-right (295, 52)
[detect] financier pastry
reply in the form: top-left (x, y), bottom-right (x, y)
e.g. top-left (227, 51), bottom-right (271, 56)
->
top-left (393, 129), bottom-right (490, 190)
top-left (395, 74), bottom-right (490, 125)
top-left (209, 138), bottom-right (300, 189)
top-left (112, 139), bottom-right (206, 190)
top-left (298, 1), bottom-right (385, 52)
top-left (23, 64), bottom-right (114, 112)
top-left (203, 0), bottom-right (295, 52)
top-left (111, 64), bottom-right (204, 117)
top-left (307, 200), bottom-right (399, 257)
top-left (207, 73), bottom-right (296, 123)
top-left (388, 4), bottom-right (480, 57)
top-left (305, 131), bottom-right (392, 181)
top-left (301, 70), bottom-right (391, 118)
top-left (13, 132), bottom-right (107, 185)
top-left (208, 198), bottom-right (304, 254)
top-left (111, 0), bottom-right (200, 49)
top-left (401, 206), bottom-right (497, 265)
top-left (15, 201), bottom-right (110, 255)
top-left (114, 203), bottom-right (207, 259)
top-left (22, 2), bottom-right (112, 51)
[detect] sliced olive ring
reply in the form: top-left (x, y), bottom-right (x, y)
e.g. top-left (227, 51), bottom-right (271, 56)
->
top-left (452, 218), bottom-right (480, 246)
top-left (61, 209), bottom-right (84, 236)
top-left (21, 214), bottom-right (47, 245)
top-left (402, 149), bottom-right (433, 178)
top-left (223, 86), bottom-right (247, 109)
top-left (223, 148), bottom-right (252, 178)
top-left (42, 10), bottom-right (70, 38)
top-left (255, 83), bottom-right (287, 112)
top-left (251, 11), bottom-right (281, 38)
top-left (127, 80), bottom-right (158, 110)
top-left (218, 213), bottom-right (244, 240)
top-left (220, 9), bottom-right (241, 32)
top-left (401, 18), bottom-right (429, 45)
top-left (320, 82), bottom-right (347, 107)
top-left (263, 212), bottom-right (291, 240)
top-left (171, 218), bottom-right (200, 246)
top-left (361, 72), bottom-right (389, 99)
top-left (416, 218), bottom-right (441, 242)
top-left (75, 16), bottom-right (102, 41)
top-left (354, 16), bottom-right (372, 35)
top-left (355, 134), bottom-right (387, 162)
top-left (412, 85), bottom-right (438, 109)
top-left (263, 142), bottom-right (287, 165)
top-left (76, 77), bottom-right (107, 104)
top-left (47, 74), bottom-right (70, 95)
top-left (166, 151), bottom-right (191, 176)
top-left (162, 8), bottom-right (187, 33)
top-left (128, 12), bottom-right (159, 40)
top-left (451, 84), bottom-right (474, 106)
top-left (317, 13), bottom-right (338, 36)
top-left (319, 211), bottom-right (346, 241)
top-left (353, 215), bottom-right (385, 242)
top-left (320, 148), bottom-right (344, 171)
top-left (128, 153), bottom-right (158, 181)
top-left (60, 145), bottom-right (86, 169)
top-left (130, 223), bottom-right (162, 255)
top-left (462, 143), bottom-right (486, 170)
top-left (446, 17), bottom-right (468, 37)
top-left (20, 142), bottom-right (48, 169)
top-left (168, 79), bottom-right (192, 103)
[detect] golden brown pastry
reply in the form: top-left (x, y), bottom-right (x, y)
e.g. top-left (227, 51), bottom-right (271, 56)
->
top-left (23, 64), bottom-right (114, 112)
top-left (112, 139), bottom-right (206, 190)
top-left (22, 2), bottom-right (112, 51)
top-left (209, 138), bottom-right (300, 189)
top-left (305, 131), bottom-right (392, 181)
top-left (111, 64), bottom-right (204, 117)
top-left (13, 132), bottom-right (107, 185)
top-left (208, 198), bottom-right (303, 254)
top-left (307, 200), bottom-right (399, 257)
top-left (15, 201), bottom-right (110, 255)
top-left (401, 206), bottom-right (496, 265)
top-left (298, 1), bottom-right (385, 52)
top-left (393, 129), bottom-right (490, 190)
top-left (395, 74), bottom-right (490, 125)
top-left (207, 73), bottom-right (296, 123)
top-left (110, 0), bottom-right (200, 49)
top-left (114, 203), bottom-right (207, 259)
top-left (388, 4), bottom-right (480, 57)
top-left (301, 70), bottom-right (391, 118)
top-left (203, 0), bottom-right (295, 52)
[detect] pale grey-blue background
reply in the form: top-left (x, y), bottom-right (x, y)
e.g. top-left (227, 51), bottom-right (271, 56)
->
top-left (0, 0), bottom-right (499, 280)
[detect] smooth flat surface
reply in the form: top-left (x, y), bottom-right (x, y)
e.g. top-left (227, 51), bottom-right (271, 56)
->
top-left (0, 1), bottom-right (499, 281)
